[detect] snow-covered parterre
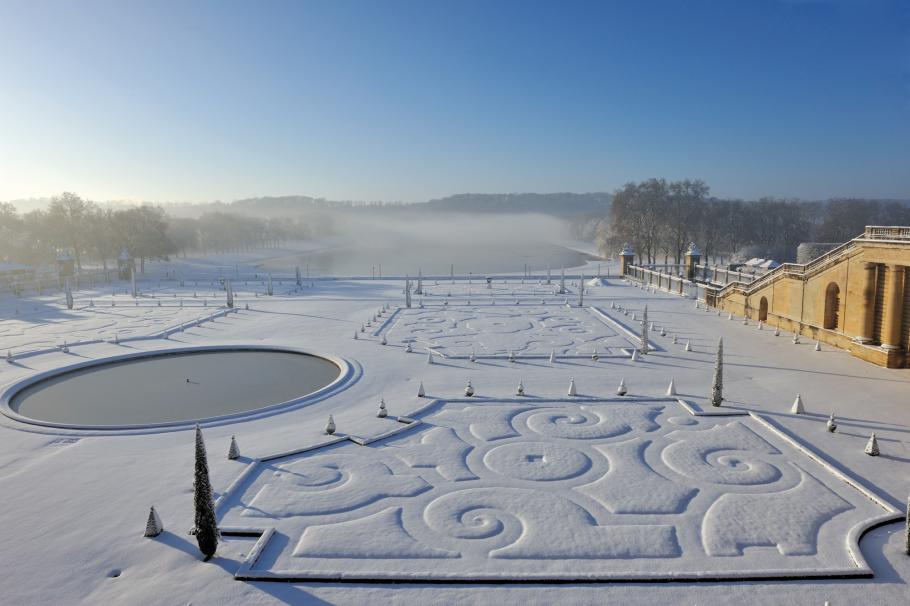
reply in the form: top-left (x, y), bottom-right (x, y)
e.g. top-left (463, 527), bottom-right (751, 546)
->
top-left (0, 253), bottom-right (908, 605)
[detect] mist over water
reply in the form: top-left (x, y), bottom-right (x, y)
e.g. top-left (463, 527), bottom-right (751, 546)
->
top-left (258, 212), bottom-right (596, 276)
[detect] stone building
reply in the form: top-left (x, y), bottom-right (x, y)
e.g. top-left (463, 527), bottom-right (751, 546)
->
top-left (705, 226), bottom-right (910, 368)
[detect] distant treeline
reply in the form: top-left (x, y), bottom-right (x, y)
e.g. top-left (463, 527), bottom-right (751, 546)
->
top-left (0, 193), bottom-right (315, 272)
top-left (167, 192), bottom-right (612, 218)
top-left (569, 179), bottom-right (910, 264)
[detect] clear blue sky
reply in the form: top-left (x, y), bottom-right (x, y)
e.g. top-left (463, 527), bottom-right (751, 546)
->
top-left (0, 0), bottom-right (907, 203)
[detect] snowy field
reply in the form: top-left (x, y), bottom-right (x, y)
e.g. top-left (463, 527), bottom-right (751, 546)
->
top-left (0, 253), bottom-right (908, 605)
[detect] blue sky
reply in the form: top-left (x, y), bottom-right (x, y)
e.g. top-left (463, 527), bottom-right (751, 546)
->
top-left (0, 0), bottom-right (908, 203)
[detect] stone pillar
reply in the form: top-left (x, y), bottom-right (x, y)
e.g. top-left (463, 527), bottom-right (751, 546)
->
top-left (684, 243), bottom-right (701, 281)
top-left (855, 263), bottom-right (878, 343)
top-left (619, 243), bottom-right (635, 276)
top-left (881, 264), bottom-right (905, 349)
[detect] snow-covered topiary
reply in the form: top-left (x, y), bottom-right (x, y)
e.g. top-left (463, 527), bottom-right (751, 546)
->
top-left (617, 378), bottom-right (627, 396)
top-left (464, 380), bottom-right (474, 397)
top-left (793, 334), bottom-right (800, 344)
top-left (630, 348), bottom-right (640, 362)
top-left (774, 326), bottom-right (780, 337)
top-left (426, 351), bottom-right (434, 365)
top-left (710, 338), bottom-right (723, 407)
top-left (826, 413), bottom-right (837, 433)
top-left (381, 333), bottom-right (388, 345)
top-left (814, 340), bottom-right (821, 351)
top-left (791, 394), bottom-right (805, 414)
top-left (516, 379), bottom-right (525, 396)
top-left (684, 340), bottom-right (692, 352)
top-left (508, 350), bottom-right (515, 362)
top-left (470, 350), bottom-right (477, 363)
top-left (193, 426), bottom-right (219, 560)
top-left (666, 378), bottom-right (677, 396)
top-left (864, 433), bottom-right (880, 456)
top-left (325, 415), bottom-right (336, 435)
top-left (377, 398), bottom-right (388, 418)
top-left (905, 492), bottom-right (910, 555)
top-left (144, 505), bottom-right (164, 537)
top-left (417, 381), bottom-right (425, 398)
top-left (591, 347), bottom-right (599, 361)
top-left (757, 321), bottom-right (763, 331)
top-left (549, 349), bottom-right (556, 364)
top-left (227, 435), bottom-right (240, 460)
top-left (405, 341), bottom-right (412, 352)
top-left (672, 334), bottom-right (678, 345)
top-left (353, 330), bottom-right (358, 340)
top-left (567, 377), bottom-right (577, 397)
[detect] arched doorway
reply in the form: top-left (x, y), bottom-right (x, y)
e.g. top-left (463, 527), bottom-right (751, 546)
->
top-left (824, 283), bottom-right (840, 330)
top-left (758, 297), bottom-right (768, 322)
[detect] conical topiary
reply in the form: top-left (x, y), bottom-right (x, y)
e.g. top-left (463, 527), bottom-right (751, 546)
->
top-left (617, 378), bottom-right (627, 396)
top-left (193, 426), bottom-right (219, 560)
top-left (630, 349), bottom-right (640, 362)
top-left (666, 378), bottom-right (677, 396)
top-left (144, 505), bottom-right (164, 537)
top-left (864, 433), bottom-right (880, 456)
top-left (516, 379), bottom-right (525, 396)
top-left (464, 380), bottom-right (474, 397)
top-left (377, 398), bottom-right (387, 418)
top-left (549, 349), bottom-right (557, 363)
top-left (791, 394), bottom-right (805, 414)
top-left (227, 435), bottom-right (240, 460)
top-left (417, 381), bottom-right (425, 398)
top-left (826, 413), bottom-right (837, 433)
top-left (567, 378), bottom-right (577, 397)
top-left (325, 415), bottom-right (336, 435)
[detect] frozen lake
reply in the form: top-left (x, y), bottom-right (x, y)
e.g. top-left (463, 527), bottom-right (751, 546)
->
top-left (256, 241), bottom-right (594, 276)
top-left (9, 349), bottom-right (340, 427)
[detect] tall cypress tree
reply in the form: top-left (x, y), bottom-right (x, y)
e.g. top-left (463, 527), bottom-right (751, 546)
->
top-left (640, 306), bottom-right (649, 354)
top-left (711, 338), bottom-right (723, 407)
top-left (193, 425), bottom-right (219, 560)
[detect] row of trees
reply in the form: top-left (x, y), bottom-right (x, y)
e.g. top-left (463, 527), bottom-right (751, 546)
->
top-left (0, 193), bottom-right (312, 272)
top-left (593, 179), bottom-right (910, 264)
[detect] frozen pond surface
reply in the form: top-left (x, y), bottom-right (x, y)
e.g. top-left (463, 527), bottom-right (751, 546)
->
top-left (9, 349), bottom-right (340, 426)
top-left (257, 242), bottom-right (593, 276)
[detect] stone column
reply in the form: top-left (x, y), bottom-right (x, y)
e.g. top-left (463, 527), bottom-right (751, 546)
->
top-left (619, 243), bottom-right (635, 276)
top-left (684, 243), bottom-right (701, 281)
top-left (855, 262), bottom-right (878, 344)
top-left (881, 264), bottom-right (905, 349)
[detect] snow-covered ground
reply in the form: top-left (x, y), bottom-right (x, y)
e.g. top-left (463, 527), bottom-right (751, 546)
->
top-left (0, 259), bottom-right (908, 605)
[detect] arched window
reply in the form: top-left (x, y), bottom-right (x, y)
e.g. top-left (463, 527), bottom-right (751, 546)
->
top-left (759, 297), bottom-right (768, 322)
top-left (824, 283), bottom-right (840, 330)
